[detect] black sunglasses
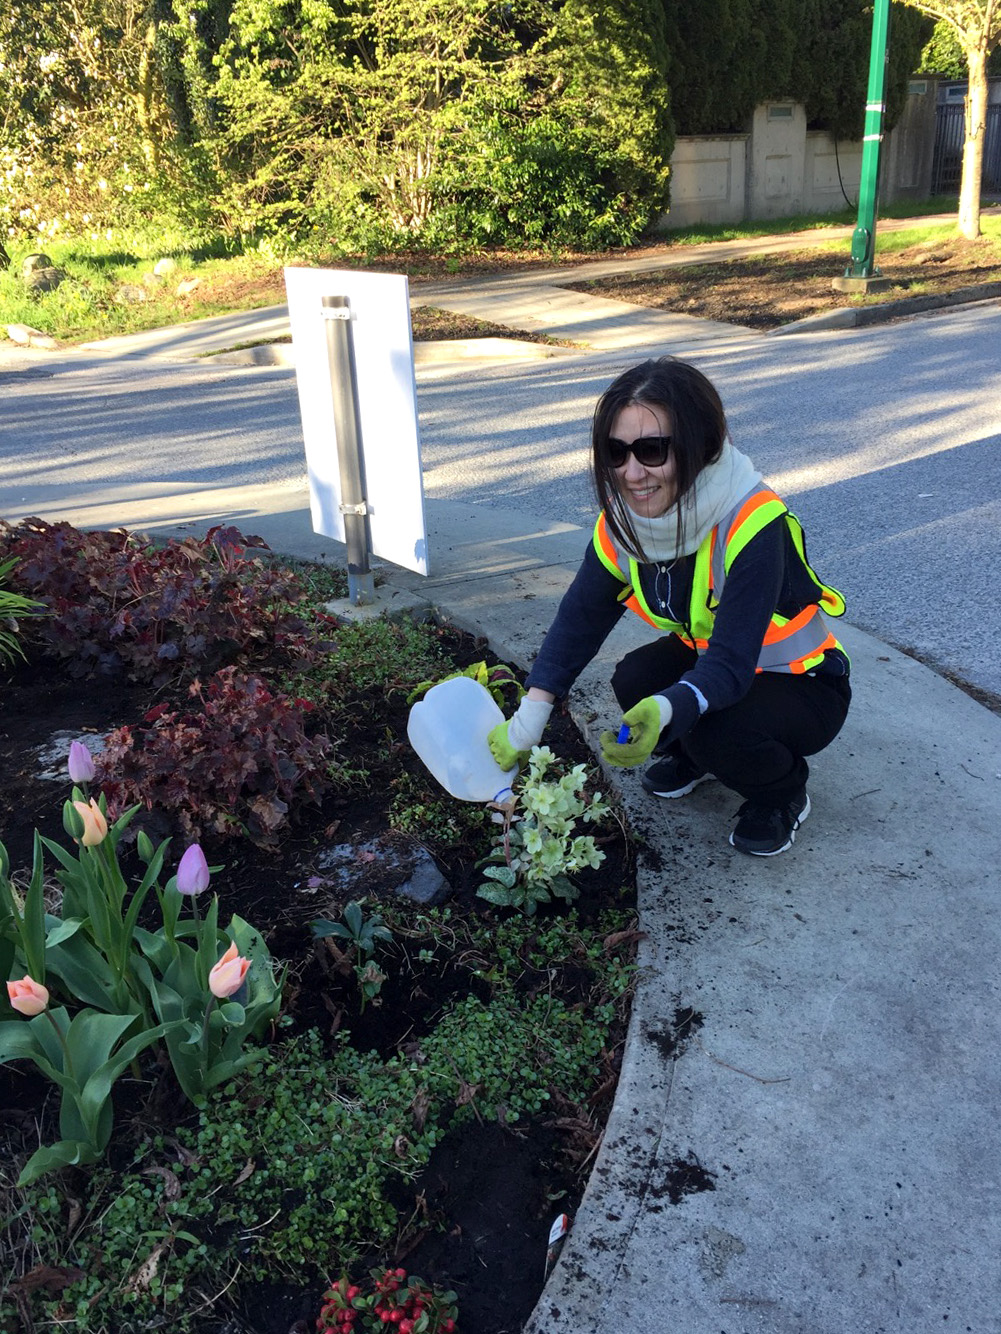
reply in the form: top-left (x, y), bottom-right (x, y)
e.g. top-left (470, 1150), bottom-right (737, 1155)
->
top-left (605, 435), bottom-right (673, 469)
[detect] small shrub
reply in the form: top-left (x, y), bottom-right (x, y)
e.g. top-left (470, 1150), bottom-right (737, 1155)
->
top-left (97, 667), bottom-right (334, 842)
top-left (319, 1268), bottom-right (458, 1333)
top-left (0, 518), bottom-right (316, 684)
top-left (406, 659), bottom-right (524, 709)
top-left (478, 747), bottom-right (611, 915)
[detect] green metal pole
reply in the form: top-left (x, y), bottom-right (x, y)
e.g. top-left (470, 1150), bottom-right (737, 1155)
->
top-left (845, 0), bottom-right (891, 279)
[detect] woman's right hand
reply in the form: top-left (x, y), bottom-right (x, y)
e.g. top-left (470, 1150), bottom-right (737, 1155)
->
top-left (488, 696), bottom-right (553, 769)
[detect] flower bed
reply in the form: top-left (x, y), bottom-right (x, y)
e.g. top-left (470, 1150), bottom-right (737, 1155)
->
top-left (0, 520), bottom-right (638, 1334)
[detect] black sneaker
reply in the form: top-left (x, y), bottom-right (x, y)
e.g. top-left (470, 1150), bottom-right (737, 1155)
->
top-left (642, 753), bottom-right (715, 799)
top-left (729, 791), bottom-right (811, 857)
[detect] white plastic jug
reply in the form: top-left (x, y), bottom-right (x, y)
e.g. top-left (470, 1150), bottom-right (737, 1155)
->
top-left (407, 675), bottom-right (518, 803)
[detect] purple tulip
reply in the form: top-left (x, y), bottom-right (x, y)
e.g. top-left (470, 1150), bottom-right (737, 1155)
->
top-left (176, 844), bottom-right (210, 896)
top-left (67, 740), bottom-right (96, 784)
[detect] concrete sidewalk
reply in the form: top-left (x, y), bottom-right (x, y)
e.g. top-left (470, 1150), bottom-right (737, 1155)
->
top-left (4, 218), bottom-right (1001, 1331)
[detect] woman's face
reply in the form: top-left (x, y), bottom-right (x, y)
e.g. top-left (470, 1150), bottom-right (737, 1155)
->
top-left (608, 402), bottom-right (677, 519)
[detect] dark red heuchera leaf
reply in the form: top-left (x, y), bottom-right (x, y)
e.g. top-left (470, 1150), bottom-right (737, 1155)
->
top-left (94, 667), bottom-right (334, 845)
top-left (0, 516), bottom-right (318, 686)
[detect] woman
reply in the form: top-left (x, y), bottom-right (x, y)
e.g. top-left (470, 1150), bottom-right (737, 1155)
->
top-left (488, 357), bottom-right (851, 857)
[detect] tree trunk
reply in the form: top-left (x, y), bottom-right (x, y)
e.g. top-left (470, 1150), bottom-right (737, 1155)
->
top-left (958, 44), bottom-right (988, 240)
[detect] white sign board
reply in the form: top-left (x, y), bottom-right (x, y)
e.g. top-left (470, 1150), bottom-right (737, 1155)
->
top-left (284, 266), bottom-right (429, 576)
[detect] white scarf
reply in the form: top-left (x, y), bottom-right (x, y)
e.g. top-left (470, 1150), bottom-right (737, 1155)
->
top-left (622, 441), bottom-right (763, 562)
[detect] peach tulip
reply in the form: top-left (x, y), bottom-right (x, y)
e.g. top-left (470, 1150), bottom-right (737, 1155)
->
top-left (7, 975), bottom-right (49, 1017)
top-left (208, 942), bottom-right (250, 999)
top-left (72, 798), bottom-right (108, 847)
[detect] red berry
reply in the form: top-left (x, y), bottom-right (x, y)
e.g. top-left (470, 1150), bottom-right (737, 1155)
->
top-left (399, 1323), bottom-right (413, 1334)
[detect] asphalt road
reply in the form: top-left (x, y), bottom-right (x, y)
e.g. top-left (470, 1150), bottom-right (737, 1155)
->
top-left (2, 298), bottom-right (1000, 703)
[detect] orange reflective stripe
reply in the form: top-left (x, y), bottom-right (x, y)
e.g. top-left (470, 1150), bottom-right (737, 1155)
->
top-left (726, 490), bottom-right (777, 547)
top-left (762, 604), bottom-right (815, 645)
top-left (627, 595), bottom-right (659, 628)
top-left (593, 513), bottom-right (622, 576)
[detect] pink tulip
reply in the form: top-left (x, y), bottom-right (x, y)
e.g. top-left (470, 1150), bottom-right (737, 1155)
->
top-left (208, 942), bottom-right (250, 999)
top-left (72, 798), bottom-right (108, 847)
top-left (67, 740), bottom-right (96, 784)
top-left (7, 975), bottom-right (49, 1017)
top-left (176, 844), bottom-right (210, 896)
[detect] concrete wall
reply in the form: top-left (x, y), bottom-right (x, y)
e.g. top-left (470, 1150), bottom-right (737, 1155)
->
top-left (667, 136), bottom-right (748, 226)
top-left (659, 79), bottom-right (938, 230)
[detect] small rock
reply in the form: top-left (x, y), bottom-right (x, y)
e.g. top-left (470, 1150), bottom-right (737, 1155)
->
top-left (142, 270), bottom-right (164, 287)
top-left (22, 252), bottom-right (54, 277)
top-left (176, 277), bottom-right (201, 297)
top-left (6, 323), bottom-right (58, 349)
top-left (25, 267), bottom-right (65, 293)
top-left (313, 834), bottom-right (451, 906)
top-left (153, 257), bottom-right (178, 277)
top-left (115, 283), bottom-right (148, 304)
top-left (396, 848), bottom-right (449, 905)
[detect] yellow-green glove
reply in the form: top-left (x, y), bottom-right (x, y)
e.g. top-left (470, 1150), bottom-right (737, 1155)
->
top-left (599, 695), bottom-right (673, 768)
top-left (488, 697), bottom-right (553, 770)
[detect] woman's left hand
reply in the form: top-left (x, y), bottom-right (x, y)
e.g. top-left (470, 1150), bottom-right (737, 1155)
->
top-left (600, 695), bottom-right (673, 767)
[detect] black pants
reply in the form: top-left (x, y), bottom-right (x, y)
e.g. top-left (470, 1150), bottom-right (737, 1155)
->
top-left (611, 636), bottom-right (852, 807)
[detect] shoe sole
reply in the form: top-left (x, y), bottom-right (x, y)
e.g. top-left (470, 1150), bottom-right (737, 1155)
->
top-left (642, 771), bottom-right (716, 799)
top-left (729, 793), bottom-right (812, 856)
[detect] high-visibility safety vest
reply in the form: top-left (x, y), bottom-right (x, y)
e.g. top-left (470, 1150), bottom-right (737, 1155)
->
top-left (593, 486), bottom-right (847, 676)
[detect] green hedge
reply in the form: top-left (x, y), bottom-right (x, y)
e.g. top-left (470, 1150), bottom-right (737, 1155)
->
top-left (662, 0), bottom-right (933, 139)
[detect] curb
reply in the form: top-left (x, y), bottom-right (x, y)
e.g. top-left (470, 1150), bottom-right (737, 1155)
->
top-left (200, 335), bottom-right (572, 368)
top-left (771, 280), bottom-right (1001, 334)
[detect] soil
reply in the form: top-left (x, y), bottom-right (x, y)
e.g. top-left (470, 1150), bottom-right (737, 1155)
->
top-left (563, 235), bottom-right (1001, 330)
top-left (0, 628), bottom-right (636, 1334)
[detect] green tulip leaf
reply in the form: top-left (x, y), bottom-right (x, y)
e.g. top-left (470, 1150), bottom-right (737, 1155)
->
top-left (17, 1137), bottom-right (98, 1187)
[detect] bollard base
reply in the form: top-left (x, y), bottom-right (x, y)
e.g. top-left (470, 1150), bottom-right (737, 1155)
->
top-left (832, 274), bottom-right (892, 294)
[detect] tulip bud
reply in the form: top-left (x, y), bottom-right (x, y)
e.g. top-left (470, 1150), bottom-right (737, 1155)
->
top-left (63, 799), bottom-right (85, 840)
top-left (176, 844), bottom-right (210, 896)
top-left (136, 831), bottom-right (155, 864)
top-left (7, 975), bottom-right (49, 1017)
top-left (67, 740), bottom-right (96, 784)
top-left (208, 941), bottom-right (250, 999)
top-left (72, 798), bottom-right (108, 847)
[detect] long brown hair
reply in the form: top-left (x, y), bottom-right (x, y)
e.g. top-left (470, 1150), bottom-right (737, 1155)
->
top-left (592, 357), bottom-right (728, 560)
